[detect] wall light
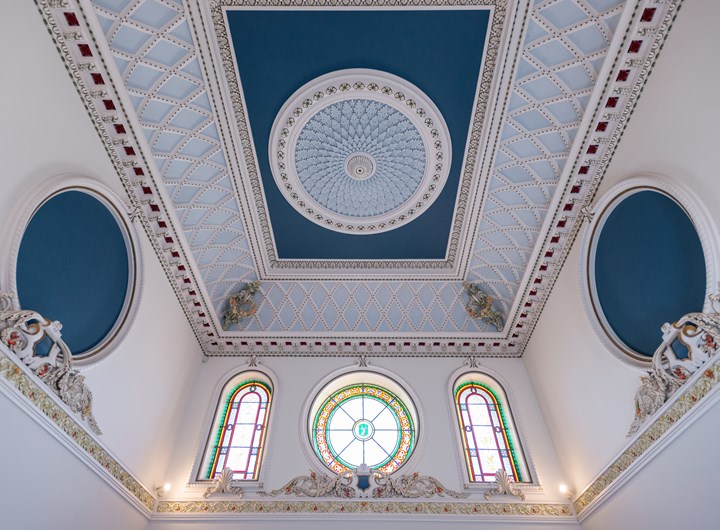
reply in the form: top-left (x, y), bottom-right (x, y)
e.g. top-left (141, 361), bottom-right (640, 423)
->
top-left (559, 483), bottom-right (573, 498)
top-left (155, 483), bottom-right (171, 497)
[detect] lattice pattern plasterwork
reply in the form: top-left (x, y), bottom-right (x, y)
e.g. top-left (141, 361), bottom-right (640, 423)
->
top-left (91, 0), bottom-right (257, 307)
top-left (90, 0), bottom-right (513, 330)
top-left (238, 281), bottom-right (492, 334)
top-left (467, 0), bottom-right (625, 307)
top-left (90, 0), bottom-right (627, 334)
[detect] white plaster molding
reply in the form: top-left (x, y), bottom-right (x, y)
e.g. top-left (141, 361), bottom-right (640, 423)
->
top-left (268, 69), bottom-right (452, 235)
top-left (579, 173), bottom-right (720, 369)
top-left (0, 341), bottom-right (155, 516)
top-left (0, 173), bottom-right (143, 367)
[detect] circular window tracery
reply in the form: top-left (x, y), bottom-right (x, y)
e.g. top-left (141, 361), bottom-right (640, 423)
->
top-left (309, 374), bottom-right (418, 475)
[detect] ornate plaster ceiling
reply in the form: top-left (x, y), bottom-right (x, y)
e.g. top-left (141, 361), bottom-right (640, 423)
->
top-left (37, 0), bottom-right (677, 355)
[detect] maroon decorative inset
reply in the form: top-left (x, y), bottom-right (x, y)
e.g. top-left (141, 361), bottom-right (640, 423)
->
top-left (628, 40), bottom-right (642, 53)
top-left (641, 8), bottom-right (656, 22)
top-left (64, 12), bottom-right (79, 26)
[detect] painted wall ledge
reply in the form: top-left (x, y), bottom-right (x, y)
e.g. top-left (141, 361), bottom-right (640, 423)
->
top-left (155, 499), bottom-right (572, 519)
top-left (574, 338), bottom-right (720, 518)
top-left (0, 339), bottom-right (156, 514)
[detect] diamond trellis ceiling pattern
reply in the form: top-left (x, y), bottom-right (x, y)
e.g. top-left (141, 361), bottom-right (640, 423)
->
top-left (468, 0), bottom-right (623, 304)
top-left (80, 0), bottom-right (652, 352)
top-left (92, 0), bottom-right (257, 310)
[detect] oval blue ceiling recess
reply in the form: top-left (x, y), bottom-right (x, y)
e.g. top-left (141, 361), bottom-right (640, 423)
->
top-left (593, 190), bottom-right (706, 357)
top-left (16, 190), bottom-right (130, 356)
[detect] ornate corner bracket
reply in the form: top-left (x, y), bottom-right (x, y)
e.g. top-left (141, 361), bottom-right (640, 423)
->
top-left (628, 297), bottom-right (720, 436)
top-left (483, 469), bottom-right (525, 501)
top-left (462, 282), bottom-right (504, 331)
top-left (260, 468), bottom-right (467, 499)
top-left (0, 308), bottom-right (101, 435)
top-left (222, 281), bottom-right (261, 330)
top-left (203, 468), bottom-right (244, 498)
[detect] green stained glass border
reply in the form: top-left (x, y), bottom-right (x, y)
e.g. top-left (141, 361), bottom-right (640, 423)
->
top-left (204, 379), bottom-right (272, 480)
top-left (454, 381), bottom-right (523, 482)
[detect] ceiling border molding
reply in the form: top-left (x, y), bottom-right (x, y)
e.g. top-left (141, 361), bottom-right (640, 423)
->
top-left (34, 0), bottom-right (218, 355)
top-left (512, 0), bottom-right (684, 355)
top-left (206, 0), bottom-right (509, 278)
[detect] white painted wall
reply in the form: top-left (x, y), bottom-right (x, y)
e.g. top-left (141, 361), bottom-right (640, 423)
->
top-left (0, 391), bottom-right (149, 530)
top-left (161, 355), bottom-right (569, 504)
top-left (0, 0), bottom-right (202, 494)
top-left (523, 0), bottom-right (720, 501)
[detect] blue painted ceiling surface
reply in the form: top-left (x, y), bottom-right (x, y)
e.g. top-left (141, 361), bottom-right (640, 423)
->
top-left (227, 10), bottom-right (490, 259)
top-left (16, 191), bottom-right (130, 355)
top-left (594, 191), bottom-right (706, 356)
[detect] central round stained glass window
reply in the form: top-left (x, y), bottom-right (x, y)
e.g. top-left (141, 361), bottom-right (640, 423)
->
top-left (312, 384), bottom-right (415, 474)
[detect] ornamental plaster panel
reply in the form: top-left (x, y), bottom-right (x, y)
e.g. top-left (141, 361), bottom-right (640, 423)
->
top-left (0, 174), bottom-right (144, 367)
top-left (210, 0), bottom-right (507, 278)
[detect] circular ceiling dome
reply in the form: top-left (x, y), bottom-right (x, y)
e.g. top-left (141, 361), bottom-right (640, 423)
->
top-left (269, 69), bottom-right (451, 234)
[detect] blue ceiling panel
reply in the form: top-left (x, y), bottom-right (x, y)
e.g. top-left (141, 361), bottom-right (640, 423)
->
top-left (226, 9), bottom-right (490, 259)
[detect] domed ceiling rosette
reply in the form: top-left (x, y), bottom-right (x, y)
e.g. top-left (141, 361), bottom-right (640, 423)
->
top-left (269, 69), bottom-right (451, 234)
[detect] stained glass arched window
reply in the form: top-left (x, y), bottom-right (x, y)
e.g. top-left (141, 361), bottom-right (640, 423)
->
top-left (453, 374), bottom-right (529, 483)
top-left (199, 374), bottom-right (273, 481)
top-left (309, 373), bottom-right (418, 475)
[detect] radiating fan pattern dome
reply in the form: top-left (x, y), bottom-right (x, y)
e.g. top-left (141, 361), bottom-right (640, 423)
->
top-left (294, 99), bottom-right (426, 218)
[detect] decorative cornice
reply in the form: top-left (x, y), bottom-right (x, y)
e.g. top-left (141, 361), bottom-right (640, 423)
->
top-left (33, 0), bottom-right (216, 355)
top-left (515, 0), bottom-right (684, 355)
top-left (156, 499), bottom-right (572, 517)
top-left (36, 0), bottom-right (685, 357)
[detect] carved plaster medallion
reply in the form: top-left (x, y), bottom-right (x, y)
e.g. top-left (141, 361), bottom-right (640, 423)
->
top-left (269, 69), bottom-right (451, 234)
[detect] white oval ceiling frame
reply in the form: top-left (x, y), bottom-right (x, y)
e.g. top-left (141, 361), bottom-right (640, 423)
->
top-left (269, 69), bottom-right (451, 235)
top-left (579, 173), bottom-right (720, 370)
